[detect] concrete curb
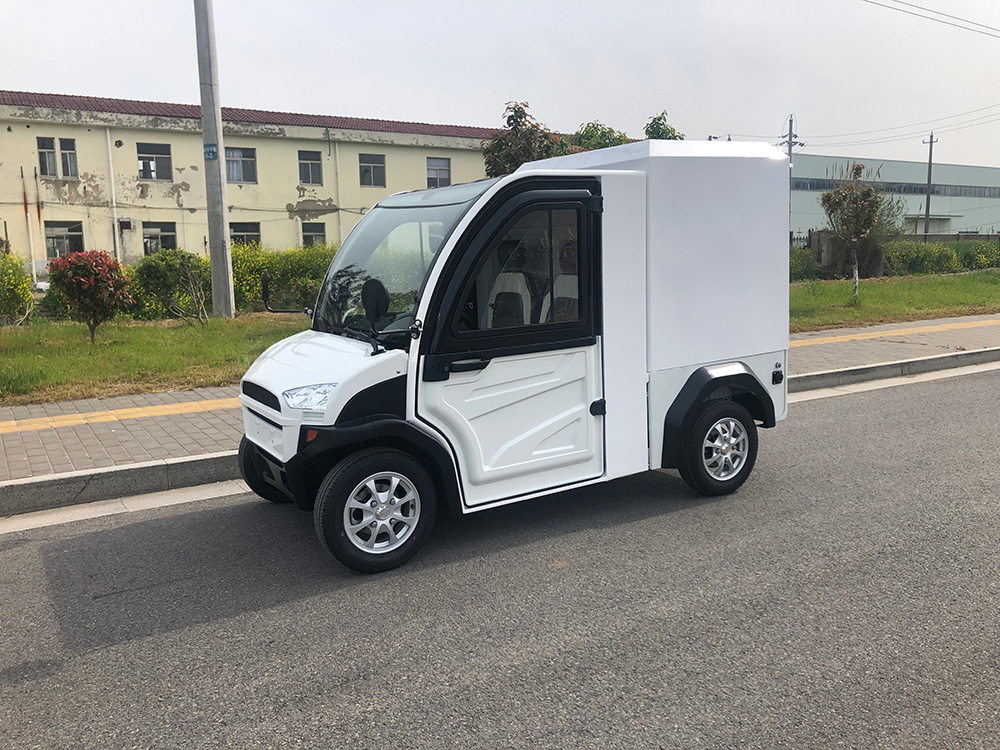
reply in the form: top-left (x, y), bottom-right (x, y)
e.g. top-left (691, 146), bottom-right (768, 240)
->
top-left (4, 347), bottom-right (1000, 518)
top-left (0, 451), bottom-right (238, 517)
top-left (787, 346), bottom-right (1000, 392)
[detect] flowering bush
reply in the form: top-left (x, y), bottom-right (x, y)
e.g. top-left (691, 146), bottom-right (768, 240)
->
top-left (0, 254), bottom-right (33, 325)
top-left (48, 250), bottom-right (132, 342)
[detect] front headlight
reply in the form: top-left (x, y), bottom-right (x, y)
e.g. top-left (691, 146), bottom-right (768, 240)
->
top-left (282, 383), bottom-right (337, 411)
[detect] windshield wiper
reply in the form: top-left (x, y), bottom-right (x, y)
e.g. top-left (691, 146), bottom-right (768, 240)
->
top-left (318, 324), bottom-right (370, 343)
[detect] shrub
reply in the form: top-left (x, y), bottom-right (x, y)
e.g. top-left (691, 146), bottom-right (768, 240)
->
top-left (789, 245), bottom-right (817, 282)
top-left (0, 254), bottom-right (33, 325)
top-left (953, 240), bottom-right (1000, 271)
top-left (48, 250), bottom-right (132, 342)
top-left (884, 241), bottom-right (961, 276)
top-left (123, 266), bottom-right (168, 321)
top-left (134, 248), bottom-right (210, 323)
top-left (231, 242), bottom-right (337, 312)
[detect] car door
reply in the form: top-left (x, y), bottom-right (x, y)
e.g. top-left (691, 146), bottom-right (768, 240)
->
top-left (416, 180), bottom-right (605, 508)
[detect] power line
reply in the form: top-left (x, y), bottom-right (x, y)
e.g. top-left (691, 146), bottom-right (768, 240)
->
top-left (807, 101), bottom-right (1000, 139)
top-left (887, 0), bottom-right (1000, 35)
top-left (803, 111), bottom-right (1000, 149)
top-left (858, 0), bottom-right (1000, 41)
top-left (723, 101), bottom-right (1000, 144)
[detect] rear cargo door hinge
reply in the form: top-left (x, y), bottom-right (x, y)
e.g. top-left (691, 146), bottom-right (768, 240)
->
top-left (590, 399), bottom-right (606, 416)
top-left (586, 195), bottom-right (604, 214)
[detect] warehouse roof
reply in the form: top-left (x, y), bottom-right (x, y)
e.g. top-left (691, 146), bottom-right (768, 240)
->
top-left (0, 90), bottom-right (498, 140)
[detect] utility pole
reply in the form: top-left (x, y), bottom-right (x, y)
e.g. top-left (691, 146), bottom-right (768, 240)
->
top-left (779, 114), bottom-right (805, 239)
top-left (922, 132), bottom-right (938, 242)
top-left (193, 0), bottom-right (235, 317)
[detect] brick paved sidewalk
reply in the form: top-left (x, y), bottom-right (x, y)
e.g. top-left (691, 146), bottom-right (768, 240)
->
top-left (2, 312), bottom-right (1000, 485)
top-left (0, 387), bottom-right (241, 482)
top-left (790, 312), bottom-right (1000, 373)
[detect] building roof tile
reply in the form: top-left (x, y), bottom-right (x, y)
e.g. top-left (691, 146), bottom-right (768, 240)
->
top-left (0, 90), bottom-right (498, 140)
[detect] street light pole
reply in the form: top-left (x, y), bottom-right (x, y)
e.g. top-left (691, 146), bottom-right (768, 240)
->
top-left (193, 0), bottom-right (235, 318)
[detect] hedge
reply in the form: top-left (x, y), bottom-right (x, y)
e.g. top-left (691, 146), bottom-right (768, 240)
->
top-left (884, 239), bottom-right (1000, 276)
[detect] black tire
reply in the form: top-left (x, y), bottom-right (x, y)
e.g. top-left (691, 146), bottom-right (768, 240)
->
top-left (314, 449), bottom-right (437, 573)
top-left (239, 435), bottom-right (293, 504)
top-left (680, 400), bottom-right (758, 496)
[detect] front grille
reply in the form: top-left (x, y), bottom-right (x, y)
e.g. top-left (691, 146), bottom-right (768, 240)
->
top-left (242, 381), bottom-right (281, 411)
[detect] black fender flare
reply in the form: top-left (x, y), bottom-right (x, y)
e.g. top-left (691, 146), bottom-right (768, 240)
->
top-left (293, 418), bottom-right (463, 516)
top-left (661, 363), bottom-right (775, 469)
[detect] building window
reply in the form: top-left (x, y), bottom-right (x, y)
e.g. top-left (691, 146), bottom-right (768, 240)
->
top-left (302, 222), bottom-right (326, 246)
top-left (226, 147), bottom-right (257, 183)
top-left (44, 221), bottom-right (84, 260)
top-left (138, 143), bottom-right (172, 181)
top-left (230, 222), bottom-right (261, 245)
top-left (38, 137), bottom-right (57, 177)
top-left (359, 153), bottom-right (386, 187)
top-left (60, 138), bottom-right (78, 179)
top-left (427, 157), bottom-right (451, 189)
top-left (142, 222), bottom-right (178, 255)
top-left (299, 151), bottom-right (322, 185)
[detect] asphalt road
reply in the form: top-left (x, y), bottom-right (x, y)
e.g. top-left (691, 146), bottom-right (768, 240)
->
top-left (2, 373), bottom-right (999, 749)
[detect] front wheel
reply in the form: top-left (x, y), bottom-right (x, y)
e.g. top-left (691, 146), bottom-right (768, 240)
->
top-left (680, 400), bottom-right (758, 496)
top-left (314, 449), bottom-right (437, 573)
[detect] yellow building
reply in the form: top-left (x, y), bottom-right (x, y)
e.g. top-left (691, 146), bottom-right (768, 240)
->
top-left (0, 90), bottom-right (493, 277)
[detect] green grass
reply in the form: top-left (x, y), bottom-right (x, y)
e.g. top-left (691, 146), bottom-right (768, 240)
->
top-left (789, 270), bottom-right (1000, 332)
top-left (0, 314), bottom-right (311, 405)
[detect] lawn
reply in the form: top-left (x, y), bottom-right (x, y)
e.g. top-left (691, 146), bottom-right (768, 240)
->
top-left (789, 270), bottom-right (1000, 332)
top-left (0, 314), bottom-right (312, 405)
top-left (4, 270), bottom-right (1000, 405)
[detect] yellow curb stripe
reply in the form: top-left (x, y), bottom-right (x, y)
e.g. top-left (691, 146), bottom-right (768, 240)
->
top-left (0, 398), bottom-right (242, 435)
top-left (790, 318), bottom-right (1000, 348)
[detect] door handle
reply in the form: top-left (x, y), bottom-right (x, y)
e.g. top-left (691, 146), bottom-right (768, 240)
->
top-left (447, 358), bottom-right (491, 374)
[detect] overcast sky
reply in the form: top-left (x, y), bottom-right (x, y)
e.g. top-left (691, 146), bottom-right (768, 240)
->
top-left (4, 0), bottom-right (1000, 168)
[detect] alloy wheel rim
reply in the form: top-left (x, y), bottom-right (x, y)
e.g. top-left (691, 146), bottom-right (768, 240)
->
top-left (702, 418), bottom-right (748, 481)
top-left (343, 472), bottom-right (420, 554)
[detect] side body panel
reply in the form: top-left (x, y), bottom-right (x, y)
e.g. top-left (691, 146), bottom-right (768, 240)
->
top-left (597, 172), bottom-right (650, 479)
top-left (647, 349), bottom-right (787, 469)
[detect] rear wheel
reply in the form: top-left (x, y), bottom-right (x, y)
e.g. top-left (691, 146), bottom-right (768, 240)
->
top-left (239, 436), bottom-right (293, 504)
top-left (680, 400), bottom-right (758, 496)
top-left (314, 449), bottom-right (437, 573)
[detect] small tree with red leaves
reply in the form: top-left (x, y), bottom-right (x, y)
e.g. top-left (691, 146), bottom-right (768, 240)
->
top-left (48, 250), bottom-right (132, 343)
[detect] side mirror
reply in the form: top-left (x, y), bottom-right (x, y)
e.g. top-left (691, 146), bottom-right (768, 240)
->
top-left (261, 268), bottom-right (271, 307)
top-left (361, 278), bottom-right (390, 324)
top-left (261, 268), bottom-right (301, 314)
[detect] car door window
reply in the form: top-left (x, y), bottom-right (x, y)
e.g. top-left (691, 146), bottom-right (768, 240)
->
top-left (457, 208), bottom-right (581, 332)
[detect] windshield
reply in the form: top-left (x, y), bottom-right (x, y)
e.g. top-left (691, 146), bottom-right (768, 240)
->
top-left (312, 179), bottom-right (500, 344)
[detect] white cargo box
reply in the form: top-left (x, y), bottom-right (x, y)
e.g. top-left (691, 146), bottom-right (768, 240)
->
top-left (518, 140), bottom-right (789, 372)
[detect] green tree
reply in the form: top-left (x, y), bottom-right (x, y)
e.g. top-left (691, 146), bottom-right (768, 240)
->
top-left (565, 121), bottom-right (630, 151)
top-left (48, 250), bottom-right (132, 342)
top-left (644, 110), bottom-right (684, 140)
top-left (481, 102), bottom-right (562, 177)
top-left (821, 163), bottom-right (903, 302)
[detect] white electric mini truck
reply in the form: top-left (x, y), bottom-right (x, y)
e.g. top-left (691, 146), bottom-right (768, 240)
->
top-left (239, 141), bottom-right (789, 572)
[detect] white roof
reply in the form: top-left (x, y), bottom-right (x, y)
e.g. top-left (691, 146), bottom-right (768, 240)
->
top-left (517, 140), bottom-right (786, 173)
